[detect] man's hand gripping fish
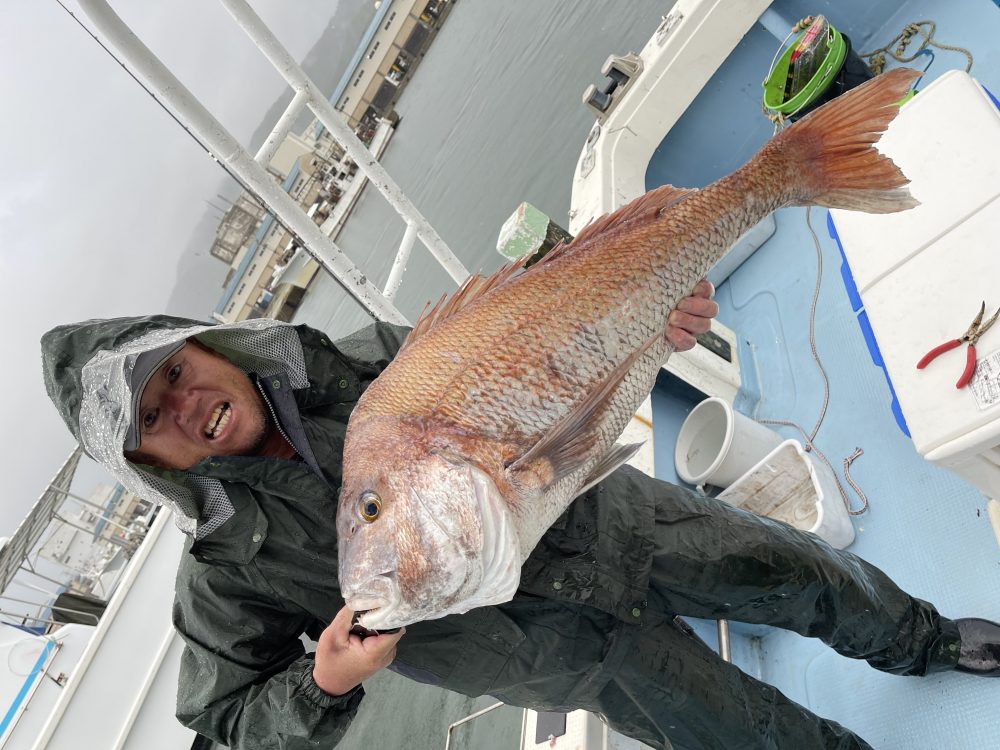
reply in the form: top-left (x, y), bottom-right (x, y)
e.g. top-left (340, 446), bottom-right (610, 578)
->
top-left (338, 68), bottom-right (921, 630)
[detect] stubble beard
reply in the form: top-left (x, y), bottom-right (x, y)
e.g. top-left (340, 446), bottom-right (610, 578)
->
top-left (247, 411), bottom-right (273, 456)
top-left (239, 383), bottom-right (272, 457)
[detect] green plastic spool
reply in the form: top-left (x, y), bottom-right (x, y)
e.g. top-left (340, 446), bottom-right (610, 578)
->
top-left (763, 25), bottom-right (848, 116)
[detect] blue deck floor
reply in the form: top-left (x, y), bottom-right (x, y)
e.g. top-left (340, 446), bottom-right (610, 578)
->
top-left (647, 2), bottom-right (1000, 746)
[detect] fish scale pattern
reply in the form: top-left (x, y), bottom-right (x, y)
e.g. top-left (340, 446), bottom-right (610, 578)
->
top-left (353, 166), bottom-right (798, 557)
top-left (384, 177), bottom-right (773, 554)
top-left (338, 69), bottom-right (922, 628)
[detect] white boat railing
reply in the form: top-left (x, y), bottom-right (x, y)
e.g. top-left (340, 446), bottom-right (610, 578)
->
top-left (75, 0), bottom-right (471, 326)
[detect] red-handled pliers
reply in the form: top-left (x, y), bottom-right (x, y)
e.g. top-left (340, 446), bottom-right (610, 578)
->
top-left (916, 301), bottom-right (1000, 389)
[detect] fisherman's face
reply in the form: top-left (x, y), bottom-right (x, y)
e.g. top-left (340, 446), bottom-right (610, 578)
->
top-left (126, 340), bottom-right (269, 470)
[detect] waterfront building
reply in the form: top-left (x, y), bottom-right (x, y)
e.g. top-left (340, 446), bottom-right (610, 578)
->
top-left (210, 142), bottom-right (337, 324)
top-left (213, 211), bottom-right (294, 324)
top-left (209, 193), bottom-right (268, 264)
top-left (210, 0), bottom-right (452, 325)
top-left (334, 0), bottom-right (454, 131)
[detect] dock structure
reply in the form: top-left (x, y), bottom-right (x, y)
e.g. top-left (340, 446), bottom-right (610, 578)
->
top-left (203, 0), bottom-right (458, 324)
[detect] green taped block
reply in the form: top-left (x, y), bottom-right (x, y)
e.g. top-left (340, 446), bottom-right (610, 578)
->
top-left (496, 202), bottom-right (550, 261)
top-left (496, 202), bottom-right (573, 265)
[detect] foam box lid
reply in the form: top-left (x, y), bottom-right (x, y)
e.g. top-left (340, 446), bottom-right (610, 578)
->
top-left (861, 194), bottom-right (1000, 459)
top-left (830, 70), bottom-right (1000, 295)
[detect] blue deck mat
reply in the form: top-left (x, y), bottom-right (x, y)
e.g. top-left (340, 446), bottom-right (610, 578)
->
top-left (645, 0), bottom-right (1000, 743)
top-left (712, 205), bottom-right (1000, 749)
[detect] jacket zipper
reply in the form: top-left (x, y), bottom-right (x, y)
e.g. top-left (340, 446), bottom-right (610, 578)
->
top-left (255, 378), bottom-right (299, 456)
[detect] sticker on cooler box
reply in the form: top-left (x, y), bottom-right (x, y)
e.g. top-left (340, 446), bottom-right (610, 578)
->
top-left (970, 348), bottom-right (1000, 410)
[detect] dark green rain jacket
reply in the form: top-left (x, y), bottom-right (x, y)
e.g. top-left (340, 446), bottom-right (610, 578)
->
top-left (41, 315), bottom-right (660, 749)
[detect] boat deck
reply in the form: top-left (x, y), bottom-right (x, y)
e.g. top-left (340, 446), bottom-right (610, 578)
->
top-left (648, 1), bottom-right (1000, 746)
top-left (296, 1), bottom-right (1000, 747)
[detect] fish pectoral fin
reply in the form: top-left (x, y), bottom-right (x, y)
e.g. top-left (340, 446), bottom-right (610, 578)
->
top-left (508, 330), bottom-right (662, 486)
top-left (576, 442), bottom-right (644, 497)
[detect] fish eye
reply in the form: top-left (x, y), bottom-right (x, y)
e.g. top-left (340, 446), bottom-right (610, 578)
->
top-left (358, 491), bottom-right (381, 523)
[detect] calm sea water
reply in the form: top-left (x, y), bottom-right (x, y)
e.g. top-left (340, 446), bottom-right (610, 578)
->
top-left (295, 0), bottom-right (676, 337)
top-left (295, 2), bottom-right (675, 748)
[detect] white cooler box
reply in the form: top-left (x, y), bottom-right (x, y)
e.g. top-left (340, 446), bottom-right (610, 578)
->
top-left (829, 70), bottom-right (1000, 497)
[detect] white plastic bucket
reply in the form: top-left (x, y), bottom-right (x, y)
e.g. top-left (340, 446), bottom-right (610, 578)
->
top-left (718, 440), bottom-right (856, 549)
top-left (674, 397), bottom-right (784, 487)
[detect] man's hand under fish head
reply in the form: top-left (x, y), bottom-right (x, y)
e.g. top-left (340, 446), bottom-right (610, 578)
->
top-left (667, 280), bottom-right (718, 351)
top-left (312, 605), bottom-right (406, 697)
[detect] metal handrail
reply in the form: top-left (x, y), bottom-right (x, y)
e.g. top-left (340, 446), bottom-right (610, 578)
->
top-left (718, 619), bottom-right (732, 662)
top-left (76, 0), bottom-right (471, 326)
top-left (0, 597), bottom-right (100, 627)
top-left (444, 701), bottom-right (506, 750)
top-left (0, 448), bottom-right (83, 593)
top-left (219, 0), bottom-right (469, 286)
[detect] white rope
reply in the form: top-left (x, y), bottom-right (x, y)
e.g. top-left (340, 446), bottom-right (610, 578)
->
top-left (757, 207), bottom-right (870, 516)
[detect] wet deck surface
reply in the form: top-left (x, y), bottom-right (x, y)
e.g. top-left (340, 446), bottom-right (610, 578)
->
top-left (648, 2), bottom-right (1000, 744)
top-left (327, 1), bottom-right (1000, 747)
top-left (653, 203), bottom-right (1000, 748)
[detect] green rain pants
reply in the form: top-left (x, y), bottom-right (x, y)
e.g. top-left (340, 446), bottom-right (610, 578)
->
top-left (497, 484), bottom-right (961, 750)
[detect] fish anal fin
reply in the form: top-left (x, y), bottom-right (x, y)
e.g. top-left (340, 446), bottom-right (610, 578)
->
top-left (402, 260), bottom-right (525, 350)
top-left (576, 442), bottom-right (644, 497)
top-left (567, 183), bottom-right (698, 249)
top-left (508, 329), bottom-right (663, 486)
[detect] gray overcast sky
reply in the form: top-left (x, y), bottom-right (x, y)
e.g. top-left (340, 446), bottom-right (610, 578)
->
top-left (2, 0), bottom-right (360, 534)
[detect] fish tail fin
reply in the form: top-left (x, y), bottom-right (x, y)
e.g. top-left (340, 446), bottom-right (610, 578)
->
top-left (764, 67), bottom-right (921, 213)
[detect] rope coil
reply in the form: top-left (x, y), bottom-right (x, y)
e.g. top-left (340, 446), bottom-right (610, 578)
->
top-left (764, 18), bottom-right (974, 134)
top-left (860, 20), bottom-right (973, 75)
top-left (762, 16), bottom-right (818, 132)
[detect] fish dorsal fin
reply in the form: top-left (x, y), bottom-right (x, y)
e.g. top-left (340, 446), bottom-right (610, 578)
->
top-left (567, 183), bottom-right (698, 249)
top-left (507, 328), bottom-right (663, 486)
top-left (531, 238), bottom-right (570, 266)
top-left (402, 260), bottom-right (524, 349)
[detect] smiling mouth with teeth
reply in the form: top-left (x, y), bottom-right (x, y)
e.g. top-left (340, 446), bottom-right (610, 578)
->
top-left (205, 403), bottom-right (231, 439)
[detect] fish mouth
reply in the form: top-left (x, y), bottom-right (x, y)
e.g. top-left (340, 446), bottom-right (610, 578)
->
top-left (353, 602), bottom-right (401, 630)
top-left (350, 610), bottom-right (400, 638)
top-left (348, 598), bottom-right (388, 616)
top-left (346, 577), bottom-right (400, 629)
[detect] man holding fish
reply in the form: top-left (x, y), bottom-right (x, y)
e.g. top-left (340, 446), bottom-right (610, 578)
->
top-left (42, 70), bottom-right (1000, 749)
